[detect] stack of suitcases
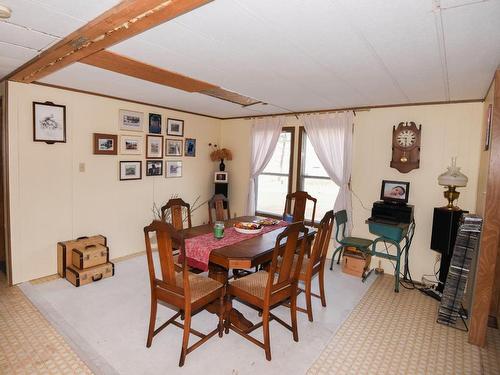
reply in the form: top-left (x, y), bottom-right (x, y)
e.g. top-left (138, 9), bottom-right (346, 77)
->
top-left (57, 235), bottom-right (114, 287)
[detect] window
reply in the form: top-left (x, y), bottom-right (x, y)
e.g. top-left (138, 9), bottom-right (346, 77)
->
top-left (298, 128), bottom-right (339, 221)
top-left (255, 128), bottom-right (294, 216)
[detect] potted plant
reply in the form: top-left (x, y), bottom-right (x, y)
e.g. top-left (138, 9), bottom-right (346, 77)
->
top-left (209, 143), bottom-right (233, 171)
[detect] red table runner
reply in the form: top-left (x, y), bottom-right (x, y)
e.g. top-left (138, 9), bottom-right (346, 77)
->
top-left (182, 221), bottom-right (288, 271)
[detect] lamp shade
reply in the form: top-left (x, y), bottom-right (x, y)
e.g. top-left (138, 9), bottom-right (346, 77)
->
top-left (438, 157), bottom-right (468, 187)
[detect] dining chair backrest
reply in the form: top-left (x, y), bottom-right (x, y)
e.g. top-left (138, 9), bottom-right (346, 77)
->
top-left (267, 222), bottom-right (309, 299)
top-left (161, 198), bottom-right (192, 230)
top-left (144, 220), bottom-right (190, 304)
top-left (207, 194), bottom-right (230, 224)
top-left (284, 191), bottom-right (317, 224)
top-left (309, 210), bottom-right (335, 267)
top-left (334, 210), bottom-right (348, 244)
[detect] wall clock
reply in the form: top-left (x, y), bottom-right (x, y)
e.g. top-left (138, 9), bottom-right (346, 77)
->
top-left (390, 121), bottom-right (422, 173)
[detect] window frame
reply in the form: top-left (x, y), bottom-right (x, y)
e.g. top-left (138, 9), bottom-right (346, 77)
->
top-left (255, 126), bottom-right (295, 219)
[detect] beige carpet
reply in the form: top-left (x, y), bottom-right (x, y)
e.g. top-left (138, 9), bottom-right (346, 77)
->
top-left (0, 272), bottom-right (92, 374)
top-left (308, 275), bottom-right (500, 375)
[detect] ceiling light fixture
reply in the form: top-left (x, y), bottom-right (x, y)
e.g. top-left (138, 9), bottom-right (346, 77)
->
top-left (0, 4), bottom-right (11, 19)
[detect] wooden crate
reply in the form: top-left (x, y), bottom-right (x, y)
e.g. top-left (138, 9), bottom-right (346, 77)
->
top-left (71, 244), bottom-right (109, 270)
top-left (66, 262), bottom-right (114, 287)
top-left (342, 249), bottom-right (371, 278)
top-left (57, 235), bottom-right (106, 277)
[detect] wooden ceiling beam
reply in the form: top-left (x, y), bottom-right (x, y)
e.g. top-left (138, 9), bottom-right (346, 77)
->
top-left (81, 50), bottom-right (260, 106)
top-left (9, 0), bottom-right (213, 83)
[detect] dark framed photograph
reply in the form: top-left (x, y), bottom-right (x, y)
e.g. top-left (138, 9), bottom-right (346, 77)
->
top-left (214, 172), bottom-right (228, 183)
top-left (119, 109), bottom-right (143, 132)
top-left (119, 161), bottom-right (142, 181)
top-left (149, 113), bottom-right (162, 134)
top-left (184, 138), bottom-right (196, 157)
top-left (165, 160), bottom-right (182, 178)
top-left (93, 133), bottom-right (117, 155)
top-left (146, 160), bottom-right (163, 176)
top-left (33, 101), bottom-right (66, 143)
top-left (380, 180), bottom-right (410, 204)
top-left (166, 118), bottom-right (184, 137)
top-left (119, 135), bottom-right (143, 155)
top-left (485, 103), bottom-right (493, 151)
top-left (166, 138), bottom-right (182, 156)
top-left (146, 135), bottom-right (163, 159)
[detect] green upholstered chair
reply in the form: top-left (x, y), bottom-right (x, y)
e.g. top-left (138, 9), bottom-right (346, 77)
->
top-left (329, 210), bottom-right (373, 270)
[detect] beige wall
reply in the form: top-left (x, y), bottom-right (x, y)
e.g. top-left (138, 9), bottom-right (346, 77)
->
top-left (221, 102), bottom-right (483, 281)
top-left (7, 82), bottom-right (221, 284)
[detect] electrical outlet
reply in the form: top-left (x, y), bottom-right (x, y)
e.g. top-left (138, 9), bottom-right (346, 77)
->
top-left (79, 162), bottom-right (85, 172)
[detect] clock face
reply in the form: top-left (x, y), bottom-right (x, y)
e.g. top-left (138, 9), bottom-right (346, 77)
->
top-left (396, 130), bottom-right (416, 148)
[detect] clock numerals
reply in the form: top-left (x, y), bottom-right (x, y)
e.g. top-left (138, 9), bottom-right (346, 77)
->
top-left (396, 130), bottom-right (416, 148)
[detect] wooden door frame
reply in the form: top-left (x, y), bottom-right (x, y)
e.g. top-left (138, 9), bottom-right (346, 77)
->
top-left (469, 70), bottom-right (500, 346)
top-left (0, 82), bottom-right (12, 285)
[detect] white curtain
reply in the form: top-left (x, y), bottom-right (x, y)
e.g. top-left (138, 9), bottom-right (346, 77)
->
top-left (246, 117), bottom-right (285, 215)
top-left (299, 111), bottom-right (355, 233)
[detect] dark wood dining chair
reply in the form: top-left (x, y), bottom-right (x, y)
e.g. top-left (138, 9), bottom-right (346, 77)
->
top-left (144, 220), bottom-right (225, 367)
top-left (284, 191), bottom-right (317, 224)
top-left (207, 194), bottom-right (230, 224)
top-left (280, 210), bottom-right (334, 321)
top-left (225, 222), bottom-right (309, 361)
top-left (161, 198), bottom-right (192, 230)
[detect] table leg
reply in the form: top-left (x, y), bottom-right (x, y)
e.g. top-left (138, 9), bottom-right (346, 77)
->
top-left (206, 263), bottom-right (253, 331)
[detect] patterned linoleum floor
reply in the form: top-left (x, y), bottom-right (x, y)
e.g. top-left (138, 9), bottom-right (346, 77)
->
top-left (308, 275), bottom-right (500, 375)
top-left (2, 271), bottom-right (500, 374)
top-left (0, 272), bottom-right (92, 374)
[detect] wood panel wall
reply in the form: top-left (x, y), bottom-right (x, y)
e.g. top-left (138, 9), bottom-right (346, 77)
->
top-left (469, 70), bottom-right (500, 346)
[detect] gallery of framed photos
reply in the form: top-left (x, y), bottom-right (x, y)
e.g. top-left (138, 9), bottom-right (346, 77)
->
top-left (88, 109), bottom-right (197, 180)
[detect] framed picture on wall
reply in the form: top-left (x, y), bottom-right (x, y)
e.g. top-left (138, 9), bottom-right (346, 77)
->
top-left (146, 160), bottom-right (163, 176)
top-left (146, 135), bottom-right (164, 158)
top-left (165, 139), bottom-right (182, 156)
top-left (166, 118), bottom-right (184, 137)
top-left (119, 135), bottom-right (143, 155)
top-left (119, 109), bottom-right (143, 132)
top-left (184, 138), bottom-right (196, 157)
top-left (93, 133), bottom-right (118, 155)
top-left (485, 104), bottom-right (493, 151)
top-left (149, 113), bottom-right (162, 134)
top-left (119, 161), bottom-right (142, 181)
top-left (33, 101), bottom-right (66, 143)
top-left (166, 160), bottom-right (182, 178)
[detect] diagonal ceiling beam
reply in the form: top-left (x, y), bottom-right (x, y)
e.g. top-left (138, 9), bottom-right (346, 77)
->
top-left (81, 50), bottom-right (261, 106)
top-left (9, 0), bottom-right (213, 83)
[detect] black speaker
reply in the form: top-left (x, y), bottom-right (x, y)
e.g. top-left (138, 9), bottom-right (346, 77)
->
top-left (430, 207), bottom-right (467, 292)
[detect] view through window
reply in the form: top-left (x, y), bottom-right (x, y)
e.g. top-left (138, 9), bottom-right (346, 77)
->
top-left (299, 128), bottom-right (339, 221)
top-left (255, 129), bottom-right (293, 216)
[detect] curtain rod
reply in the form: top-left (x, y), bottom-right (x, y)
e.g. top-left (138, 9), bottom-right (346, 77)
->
top-left (243, 107), bottom-right (370, 120)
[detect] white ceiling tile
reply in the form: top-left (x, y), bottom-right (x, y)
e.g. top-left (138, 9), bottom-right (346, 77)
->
top-left (30, 0), bottom-right (121, 21)
top-left (0, 21), bottom-right (58, 50)
top-left (442, 0), bottom-right (500, 99)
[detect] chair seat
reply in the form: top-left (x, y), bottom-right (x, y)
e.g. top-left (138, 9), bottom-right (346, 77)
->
top-left (340, 236), bottom-right (373, 249)
top-left (175, 272), bottom-right (223, 302)
top-left (229, 271), bottom-right (271, 300)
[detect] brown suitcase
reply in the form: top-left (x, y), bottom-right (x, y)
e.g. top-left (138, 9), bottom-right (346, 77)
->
top-left (66, 262), bottom-right (114, 287)
top-left (57, 235), bottom-right (107, 277)
top-left (72, 244), bottom-right (109, 270)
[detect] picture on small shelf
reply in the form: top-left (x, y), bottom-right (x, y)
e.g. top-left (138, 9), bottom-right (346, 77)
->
top-left (146, 160), bottom-right (163, 176)
top-left (214, 172), bottom-right (228, 183)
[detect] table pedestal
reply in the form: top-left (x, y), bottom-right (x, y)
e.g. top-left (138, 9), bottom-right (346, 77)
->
top-left (206, 263), bottom-right (253, 330)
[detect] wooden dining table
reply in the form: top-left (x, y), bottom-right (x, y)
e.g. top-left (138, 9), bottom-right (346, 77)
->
top-left (182, 216), bottom-right (317, 330)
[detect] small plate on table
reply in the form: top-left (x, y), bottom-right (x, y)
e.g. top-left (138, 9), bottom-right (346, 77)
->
top-left (253, 218), bottom-right (279, 226)
top-left (234, 222), bottom-right (263, 234)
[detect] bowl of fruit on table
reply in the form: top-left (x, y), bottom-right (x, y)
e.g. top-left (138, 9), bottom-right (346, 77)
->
top-left (234, 222), bottom-right (263, 234)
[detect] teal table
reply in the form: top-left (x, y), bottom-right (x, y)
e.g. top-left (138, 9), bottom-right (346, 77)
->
top-left (365, 218), bottom-right (415, 292)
